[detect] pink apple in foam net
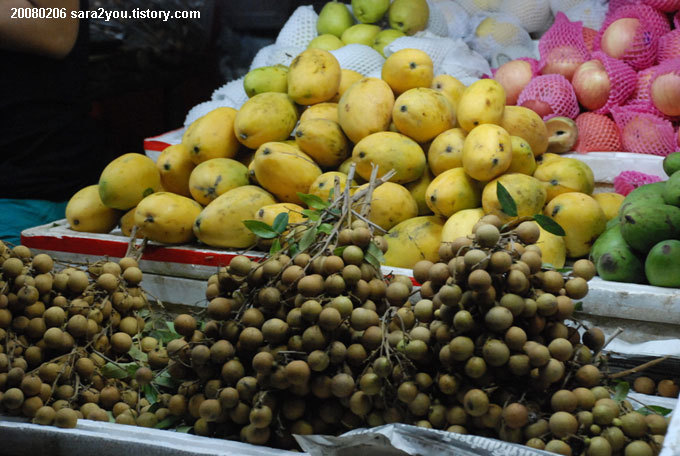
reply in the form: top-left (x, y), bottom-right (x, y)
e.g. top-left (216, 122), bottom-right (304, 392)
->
top-left (541, 45), bottom-right (584, 81)
top-left (520, 99), bottom-right (554, 119)
top-left (494, 60), bottom-right (533, 105)
top-left (572, 60), bottom-right (611, 111)
top-left (651, 72), bottom-right (680, 117)
top-left (601, 18), bottom-right (641, 60)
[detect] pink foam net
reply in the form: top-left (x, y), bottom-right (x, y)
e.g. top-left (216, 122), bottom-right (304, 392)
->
top-left (595, 4), bottom-right (671, 71)
top-left (518, 57), bottom-right (541, 76)
top-left (574, 113), bottom-right (622, 152)
top-left (608, 0), bottom-right (641, 15)
top-left (658, 30), bottom-right (680, 64)
top-left (611, 105), bottom-right (677, 155)
top-left (626, 58), bottom-right (680, 119)
top-left (640, 0), bottom-right (680, 12)
top-left (588, 51), bottom-right (638, 115)
top-left (538, 12), bottom-right (590, 78)
top-left (583, 27), bottom-right (599, 53)
top-left (675, 11), bottom-right (679, 29)
top-left (614, 170), bottom-right (663, 195)
top-left (627, 66), bottom-right (656, 106)
top-left (517, 74), bottom-right (580, 120)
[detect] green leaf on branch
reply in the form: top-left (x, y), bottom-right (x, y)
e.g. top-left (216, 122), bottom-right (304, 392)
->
top-left (496, 182), bottom-right (518, 217)
top-left (301, 209), bottom-right (320, 221)
top-left (574, 301), bottom-right (583, 311)
top-left (333, 246), bottom-right (347, 256)
top-left (100, 362), bottom-right (137, 380)
top-left (129, 345), bottom-right (148, 362)
top-left (269, 238), bottom-right (282, 256)
top-left (318, 223), bottom-right (333, 235)
top-left (367, 241), bottom-right (386, 265)
top-left (533, 214), bottom-right (566, 236)
top-left (153, 371), bottom-right (181, 389)
top-left (636, 406), bottom-right (673, 416)
top-left (613, 381), bottom-right (630, 402)
top-left (365, 252), bottom-right (382, 270)
top-left (288, 242), bottom-right (300, 257)
top-left (272, 212), bottom-right (289, 234)
top-left (143, 385), bottom-right (158, 405)
top-left (298, 226), bottom-right (317, 252)
top-left (242, 220), bottom-right (279, 239)
top-left (155, 416), bottom-right (181, 429)
top-left (175, 426), bottom-right (192, 433)
top-left (297, 193), bottom-right (329, 210)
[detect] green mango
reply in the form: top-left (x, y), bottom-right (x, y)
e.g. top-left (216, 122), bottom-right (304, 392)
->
top-left (243, 65), bottom-right (288, 98)
top-left (605, 216), bottom-right (620, 231)
top-left (645, 239), bottom-right (680, 287)
top-left (317, 1), bottom-right (354, 38)
top-left (663, 151), bottom-right (680, 177)
top-left (662, 170), bottom-right (680, 207)
top-left (590, 224), bottom-right (627, 265)
top-left (620, 204), bottom-right (680, 254)
top-left (618, 182), bottom-right (666, 217)
top-left (596, 247), bottom-right (646, 284)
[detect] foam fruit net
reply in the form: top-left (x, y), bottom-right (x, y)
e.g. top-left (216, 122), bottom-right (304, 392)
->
top-left (561, 0), bottom-right (609, 31)
top-left (595, 4), bottom-right (671, 71)
top-left (574, 112), bottom-right (622, 152)
top-left (517, 74), bottom-right (580, 120)
top-left (626, 58), bottom-right (680, 119)
top-left (590, 50), bottom-right (638, 115)
top-left (538, 12), bottom-right (590, 76)
top-left (658, 30), bottom-right (680, 64)
top-left (501, 0), bottom-right (553, 34)
top-left (611, 105), bottom-right (678, 155)
top-left (582, 26), bottom-right (599, 52)
top-left (641, 0), bottom-right (680, 12)
top-left (614, 170), bottom-right (663, 195)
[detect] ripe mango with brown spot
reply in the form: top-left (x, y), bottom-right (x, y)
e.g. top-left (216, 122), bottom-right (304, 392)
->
top-left (456, 79), bottom-right (506, 133)
top-left (352, 131), bottom-right (426, 184)
top-left (534, 222), bottom-right (567, 269)
top-left (252, 142), bottom-right (322, 205)
top-left (428, 128), bottom-right (466, 176)
top-left (440, 207), bottom-right (484, 243)
top-left (355, 182), bottom-right (418, 230)
top-left (383, 216), bottom-right (444, 269)
top-left (119, 207), bottom-right (136, 237)
top-left (381, 48), bottom-right (433, 95)
top-left (294, 118), bottom-right (350, 168)
top-left (188, 158), bottom-right (249, 206)
top-left (405, 167), bottom-right (434, 215)
top-left (338, 77), bottom-right (395, 144)
top-left (425, 167), bottom-right (481, 217)
top-left (500, 106), bottom-right (549, 157)
top-left (506, 136), bottom-right (536, 176)
top-left (462, 124), bottom-right (512, 182)
top-left (533, 157), bottom-right (594, 202)
top-left (233, 93), bottom-right (298, 149)
top-left (98, 153), bottom-right (161, 210)
top-left (254, 203), bottom-right (305, 226)
top-left (332, 69), bottom-right (363, 103)
top-left (193, 186), bottom-right (277, 248)
top-left (544, 192), bottom-right (607, 258)
top-left (287, 48), bottom-right (341, 105)
top-left (156, 144), bottom-right (195, 197)
top-left (392, 88), bottom-right (455, 143)
top-left (431, 74), bottom-right (466, 113)
top-left (134, 192), bottom-right (203, 244)
top-left (300, 102), bottom-right (339, 124)
top-left (482, 173), bottom-right (546, 223)
top-left (66, 185), bottom-right (122, 233)
top-left (183, 107), bottom-right (240, 165)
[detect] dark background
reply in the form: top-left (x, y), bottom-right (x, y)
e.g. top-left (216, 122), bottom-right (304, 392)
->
top-left (89, 0), bottom-right (348, 154)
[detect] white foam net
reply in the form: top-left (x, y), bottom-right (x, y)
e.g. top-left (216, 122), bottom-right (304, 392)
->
top-left (562, 0), bottom-right (609, 30)
top-left (500, 0), bottom-right (553, 34)
top-left (330, 44), bottom-right (385, 78)
top-left (438, 39), bottom-right (493, 85)
top-left (432, 1), bottom-right (472, 39)
top-left (275, 5), bottom-right (318, 48)
top-left (455, 0), bottom-right (503, 16)
top-left (549, 0), bottom-right (590, 14)
top-left (184, 99), bottom-right (236, 126)
top-left (467, 13), bottom-right (537, 65)
top-left (426, 0), bottom-right (451, 36)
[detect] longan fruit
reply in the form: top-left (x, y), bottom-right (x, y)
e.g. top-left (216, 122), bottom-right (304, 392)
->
top-left (632, 376), bottom-right (655, 395)
top-left (573, 259), bottom-right (596, 280)
top-left (173, 314), bottom-right (196, 337)
top-left (54, 407), bottom-right (78, 429)
top-left (516, 221), bottom-right (540, 244)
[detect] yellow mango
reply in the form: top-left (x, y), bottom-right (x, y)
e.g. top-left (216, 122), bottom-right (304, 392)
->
top-left (308, 171), bottom-right (355, 203)
top-left (383, 216), bottom-right (445, 269)
top-left (356, 182), bottom-right (418, 230)
top-left (156, 144), bottom-right (195, 197)
top-left (338, 77), bottom-right (395, 144)
top-left (392, 88), bottom-right (455, 143)
top-left (506, 136), bottom-right (537, 175)
top-left (534, 222), bottom-right (567, 269)
top-left (182, 107), bottom-right (240, 165)
top-left (440, 207), bottom-right (485, 243)
top-left (252, 142), bottom-right (322, 205)
top-left (432, 74), bottom-right (466, 113)
top-left (255, 203), bottom-right (305, 226)
top-left (593, 192), bottom-right (624, 221)
top-left (426, 167), bottom-right (482, 217)
top-left (456, 79), bottom-right (506, 133)
top-left (66, 185), bottom-right (121, 233)
top-left (188, 158), bottom-right (249, 206)
top-left (98, 153), bottom-right (161, 210)
top-left (193, 185), bottom-right (277, 248)
top-left (500, 106), bottom-right (549, 157)
top-left (300, 102), bottom-right (339, 124)
top-left (134, 192), bottom-right (202, 244)
top-left (428, 128), bottom-right (466, 176)
top-left (533, 157), bottom-right (595, 202)
top-left (352, 131), bottom-right (426, 184)
top-left (482, 173), bottom-right (547, 223)
top-left (119, 207), bottom-right (136, 237)
top-left (405, 167), bottom-right (435, 216)
top-left (233, 92), bottom-right (298, 149)
top-left (462, 124), bottom-right (513, 182)
top-left (536, 152), bottom-right (564, 166)
top-left (287, 48), bottom-right (341, 105)
top-left (332, 69), bottom-right (364, 102)
top-left (544, 192), bottom-right (607, 258)
top-left (381, 48), bottom-right (433, 95)
top-left (294, 119), bottom-right (350, 168)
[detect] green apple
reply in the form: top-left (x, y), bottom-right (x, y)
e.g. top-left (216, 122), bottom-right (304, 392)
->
top-left (351, 0), bottom-right (390, 24)
top-left (308, 34), bottom-right (345, 51)
top-left (341, 24), bottom-right (381, 46)
top-left (372, 28), bottom-right (405, 56)
top-left (389, 0), bottom-right (429, 35)
top-left (317, 1), bottom-right (355, 38)
top-left (243, 65), bottom-right (288, 98)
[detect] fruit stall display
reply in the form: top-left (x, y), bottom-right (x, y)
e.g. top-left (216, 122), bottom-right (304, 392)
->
top-left (5, 0), bottom-right (680, 454)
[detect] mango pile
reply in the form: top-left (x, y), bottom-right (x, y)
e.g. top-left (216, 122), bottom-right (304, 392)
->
top-left (66, 46), bottom-right (618, 271)
top-left (591, 152), bottom-right (680, 287)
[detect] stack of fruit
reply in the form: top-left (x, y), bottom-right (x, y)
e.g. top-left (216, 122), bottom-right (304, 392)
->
top-left (591, 152), bottom-right (680, 287)
top-left (67, 43), bottom-right (620, 272)
top-left (493, 4), bottom-right (680, 155)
